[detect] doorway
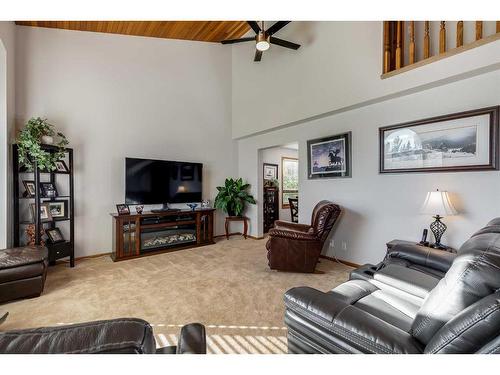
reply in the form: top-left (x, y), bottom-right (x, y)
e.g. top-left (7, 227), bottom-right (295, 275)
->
top-left (259, 143), bottom-right (299, 234)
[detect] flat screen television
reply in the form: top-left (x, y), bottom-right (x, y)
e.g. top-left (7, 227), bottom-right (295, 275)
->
top-left (125, 157), bottom-right (202, 206)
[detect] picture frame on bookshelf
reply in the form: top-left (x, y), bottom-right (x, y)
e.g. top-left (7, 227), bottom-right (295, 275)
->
top-left (22, 180), bottom-right (36, 197)
top-left (46, 227), bottom-right (65, 244)
top-left (40, 182), bottom-right (58, 198)
top-left (55, 160), bottom-right (70, 173)
top-left (30, 203), bottom-right (53, 223)
top-left (116, 204), bottom-right (130, 215)
top-left (48, 200), bottom-right (68, 219)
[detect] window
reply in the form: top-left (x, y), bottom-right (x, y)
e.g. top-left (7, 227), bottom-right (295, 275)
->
top-left (281, 157), bottom-right (298, 208)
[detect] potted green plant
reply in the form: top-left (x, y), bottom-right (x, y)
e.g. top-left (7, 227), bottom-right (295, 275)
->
top-left (17, 117), bottom-right (69, 172)
top-left (214, 178), bottom-right (256, 217)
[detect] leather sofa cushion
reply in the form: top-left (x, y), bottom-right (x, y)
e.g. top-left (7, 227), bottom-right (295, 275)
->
top-left (0, 246), bottom-right (48, 269)
top-left (285, 286), bottom-right (424, 353)
top-left (330, 279), bottom-right (416, 332)
top-left (371, 264), bottom-right (440, 299)
top-left (0, 262), bottom-right (46, 283)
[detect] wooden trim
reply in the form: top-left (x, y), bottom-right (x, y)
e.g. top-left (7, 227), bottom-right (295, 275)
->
top-left (456, 21), bottom-right (463, 48)
top-left (439, 21), bottom-right (446, 54)
top-left (383, 21), bottom-right (391, 74)
top-left (395, 21), bottom-right (403, 69)
top-left (476, 21), bottom-right (483, 40)
top-left (319, 255), bottom-right (360, 268)
top-left (423, 21), bottom-right (430, 59)
top-left (214, 233), bottom-right (264, 240)
top-left (381, 32), bottom-right (500, 79)
top-left (408, 21), bottom-right (415, 65)
top-left (76, 252), bottom-right (111, 261)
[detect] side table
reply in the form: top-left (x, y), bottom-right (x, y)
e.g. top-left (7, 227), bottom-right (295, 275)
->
top-left (386, 239), bottom-right (457, 254)
top-left (225, 216), bottom-right (249, 240)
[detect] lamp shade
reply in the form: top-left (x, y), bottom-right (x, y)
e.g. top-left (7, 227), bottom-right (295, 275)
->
top-left (420, 190), bottom-right (457, 216)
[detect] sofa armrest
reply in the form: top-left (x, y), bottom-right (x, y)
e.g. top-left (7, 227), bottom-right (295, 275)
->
top-left (425, 292), bottom-right (500, 354)
top-left (284, 287), bottom-right (423, 354)
top-left (0, 318), bottom-right (156, 354)
top-left (269, 228), bottom-right (316, 241)
top-left (274, 220), bottom-right (311, 233)
top-left (176, 323), bottom-right (206, 354)
top-left (385, 241), bottom-right (456, 273)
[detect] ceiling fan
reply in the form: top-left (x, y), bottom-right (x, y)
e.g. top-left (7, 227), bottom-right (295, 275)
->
top-left (221, 21), bottom-right (300, 62)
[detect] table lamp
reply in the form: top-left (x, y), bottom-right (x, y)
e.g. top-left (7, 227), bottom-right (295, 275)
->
top-left (420, 189), bottom-right (457, 249)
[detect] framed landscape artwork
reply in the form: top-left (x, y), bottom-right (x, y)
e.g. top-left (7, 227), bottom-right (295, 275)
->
top-left (307, 132), bottom-right (352, 179)
top-left (379, 106), bottom-right (499, 173)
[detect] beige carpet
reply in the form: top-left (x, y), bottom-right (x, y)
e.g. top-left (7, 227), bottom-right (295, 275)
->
top-left (1, 237), bottom-right (352, 353)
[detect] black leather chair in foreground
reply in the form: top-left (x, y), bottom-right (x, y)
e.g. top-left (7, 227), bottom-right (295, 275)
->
top-left (0, 318), bottom-right (206, 354)
top-left (284, 218), bottom-right (500, 354)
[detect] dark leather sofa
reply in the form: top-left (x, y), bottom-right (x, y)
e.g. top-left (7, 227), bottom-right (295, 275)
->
top-left (0, 317), bottom-right (206, 354)
top-left (284, 218), bottom-right (500, 354)
top-left (266, 200), bottom-right (341, 273)
top-left (0, 246), bottom-right (48, 304)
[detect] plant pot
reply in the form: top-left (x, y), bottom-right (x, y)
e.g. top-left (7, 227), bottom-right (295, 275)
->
top-left (41, 135), bottom-right (54, 145)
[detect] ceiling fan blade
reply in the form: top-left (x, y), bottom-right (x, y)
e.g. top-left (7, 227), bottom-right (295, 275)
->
top-left (221, 37), bottom-right (255, 44)
top-left (247, 21), bottom-right (261, 34)
top-left (270, 36), bottom-right (301, 50)
top-left (266, 21), bottom-right (291, 35)
top-left (254, 50), bottom-right (263, 62)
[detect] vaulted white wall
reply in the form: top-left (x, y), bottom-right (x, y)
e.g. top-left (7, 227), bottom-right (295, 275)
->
top-left (237, 69), bottom-right (500, 265)
top-left (232, 21), bottom-right (500, 138)
top-left (0, 22), bottom-right (16, 249)
top-left (15, 26), bottom-right (235, 257)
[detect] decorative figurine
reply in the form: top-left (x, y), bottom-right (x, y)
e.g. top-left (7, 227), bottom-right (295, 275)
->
top-left (187, 203), bottom-right (198, 211)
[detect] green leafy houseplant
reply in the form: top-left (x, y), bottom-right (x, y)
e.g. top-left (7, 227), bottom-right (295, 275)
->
top-left (17, 117), bottom-right (69, 172)
top-left (214, 178), bottom-right (256, 217)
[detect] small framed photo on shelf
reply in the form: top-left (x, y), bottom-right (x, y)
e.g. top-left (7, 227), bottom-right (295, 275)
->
top-left (30, 203), bottom-right (53, 223)
top-left (46, 227), bottom-right (65, 244)
top-left (116, 204), bottom-right (130, 215)
top-left (40, 182), bottom-right (58, 198)
top-left (55, 160), bottom-right (70, 173)
top-left (22, 180), bottom-right (36, 197)
top-left (48, 200), bottom-right (68, 219)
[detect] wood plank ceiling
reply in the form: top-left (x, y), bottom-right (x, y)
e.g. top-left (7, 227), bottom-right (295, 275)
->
top-left (15, 21), bottom-right (251, 42)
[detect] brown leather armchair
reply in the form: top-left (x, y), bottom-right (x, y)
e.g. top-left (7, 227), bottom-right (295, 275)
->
top-left (266, 200), bottom-right (341, 273)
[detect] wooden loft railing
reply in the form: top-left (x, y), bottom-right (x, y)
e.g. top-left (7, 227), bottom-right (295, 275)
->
top-left (382, 21), bottom-right (500, 78)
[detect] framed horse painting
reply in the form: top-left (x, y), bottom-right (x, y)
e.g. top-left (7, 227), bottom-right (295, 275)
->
top-left (307, 132), bottom-right (352, 179)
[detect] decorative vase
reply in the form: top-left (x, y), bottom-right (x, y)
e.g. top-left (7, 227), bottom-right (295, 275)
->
top-left (41, 135), bottom-right (54, 145)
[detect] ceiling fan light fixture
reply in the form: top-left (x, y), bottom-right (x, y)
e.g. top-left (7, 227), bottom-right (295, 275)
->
top-left (256, 32), bottom-right (270, 51)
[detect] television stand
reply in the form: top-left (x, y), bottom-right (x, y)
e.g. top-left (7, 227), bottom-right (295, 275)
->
top-left (110, 209), bottom-right (215, 261)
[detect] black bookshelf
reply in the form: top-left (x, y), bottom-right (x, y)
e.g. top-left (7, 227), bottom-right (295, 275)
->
top-left (13, 144), bottom-right (75, 267)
